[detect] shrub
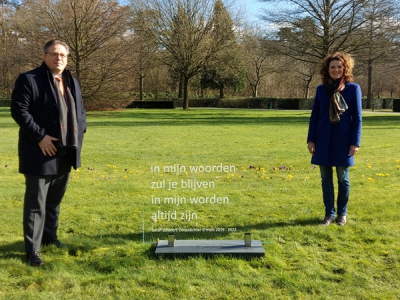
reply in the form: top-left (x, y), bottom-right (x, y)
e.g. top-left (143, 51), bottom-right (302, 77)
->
top-left (392, 99), bottom-right (400, 112)
top-left (173, 98), bottom-right (308, 109)
top-left (0, 99), bottom-right (11, 107)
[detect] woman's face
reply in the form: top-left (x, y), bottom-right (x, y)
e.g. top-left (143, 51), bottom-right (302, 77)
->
top-left (329, 60), bottom-right (344, 80)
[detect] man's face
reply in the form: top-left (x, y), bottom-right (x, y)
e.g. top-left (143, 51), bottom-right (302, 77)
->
top-left (43, 44), bottom-right (68, 75)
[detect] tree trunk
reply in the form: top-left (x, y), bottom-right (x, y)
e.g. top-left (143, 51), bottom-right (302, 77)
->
top-left (253, 82), bottom-right (259, 98)
top-left (139, 74), bottom-right (144, 100)
top-left (178, 72), bottom-right (184, 99)
top-left (183, 75), bottom-right (189, 110)
top-left (304, 77), bottom-right (312, 99)
top-left (219, 85), bottom-right (224, 98)
top-left (367, 59), bottom-right (373, 110)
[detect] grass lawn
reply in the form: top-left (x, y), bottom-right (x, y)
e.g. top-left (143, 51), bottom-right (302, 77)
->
top-left (0, 107), bottom-right (399, 299)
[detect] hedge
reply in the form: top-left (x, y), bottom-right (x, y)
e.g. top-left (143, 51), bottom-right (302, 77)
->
top-left (0, 99), bottom-right (11, 107)
top-left (127, 100), bottom-right (175, 109)
top-left (172, 98), bottom-right (314, 110)
top-left (393, 99), bottom-right (400, 112)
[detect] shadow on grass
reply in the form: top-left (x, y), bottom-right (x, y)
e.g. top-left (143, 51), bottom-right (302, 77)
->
top-left (0, 217), bottom-right (321, 251)
top-left (85, 109), bottom-right (400, 128)
top-left (248, 217), bottom-right (323, 229)
top-left (86, 110), bottom-right (312, 127)
top-left (0, 241), bottom-right (27, 263)
top-left (90, 216), bottom-right (321, 244)
top-left (2, 108), bottom-right (400, 128)
top-left (81, 217), bottom-right (322, 259)
top-left (0, 217), bottom-right (322, 263)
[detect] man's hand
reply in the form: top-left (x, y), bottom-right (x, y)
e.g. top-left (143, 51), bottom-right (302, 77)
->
top-left (38, 135), bottom-right (58, 156)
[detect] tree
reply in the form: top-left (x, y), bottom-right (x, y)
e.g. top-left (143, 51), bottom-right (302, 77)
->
top-left (201, 50), bottom-right (245, 98)
top-left (355, 0), bottom-right (400, 109)
top-left (260, 0), bottom-right (400, 104)
top-left (259, 0), bottom-right (368, 92)
top-left (241, 33), bottom-right (276, 98)
top-left (0, 1), bottom-right (20, 97)
top-left (263, 0), bottom-right (368, 59)
top-left (131, 0), bottom-right (238, 109)
top-left (201, 0), bottom-right (244, 98)
top-left (0, 0), bottom-right (19, 4)
top-left (129, 9), bottom-right (160, 100)
top-left (14, 0), bottom-right (131, 103)
top-left (294, 60), bottom-right (318, 99)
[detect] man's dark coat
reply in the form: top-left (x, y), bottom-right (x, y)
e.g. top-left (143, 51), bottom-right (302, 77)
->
top-left (11, 62), bottom-right (86, 175)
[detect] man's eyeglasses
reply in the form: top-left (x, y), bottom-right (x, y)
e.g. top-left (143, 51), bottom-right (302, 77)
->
top-left (47, 52), bottom-right (68, 59)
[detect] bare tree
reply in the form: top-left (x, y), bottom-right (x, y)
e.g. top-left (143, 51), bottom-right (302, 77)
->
top-left (262, 0), bottom-right (368, 60)
top-left (258, 0), bottom-right (368, 92)
top-left (131, 0), bottom-right (238, 109)
top-left (0, 1), bottom-right (20, 97)
top-left (294, 61), bottom-right (318, 99)
top-left (260, 0), bottom-right (400, 104)
top-left (355, 0), bottom-right (400, 109)
top-left (241, 33), bottom-right (276, 98)
top-left (14, 0), bottom-right (131, 103)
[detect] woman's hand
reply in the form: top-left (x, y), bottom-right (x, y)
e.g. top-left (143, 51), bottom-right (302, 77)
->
top-left (307, 142), bottom-right (315, 155)
top-left (350, 145), bottom-right (359, 156)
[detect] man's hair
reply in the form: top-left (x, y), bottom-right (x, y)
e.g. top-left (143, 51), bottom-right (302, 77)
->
top-left (320, 52), bottom-right (354, 85)
top-left (43, 39), bottom-right (70, 54)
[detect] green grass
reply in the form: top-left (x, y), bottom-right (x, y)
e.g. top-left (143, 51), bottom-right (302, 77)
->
top-left (0, 107), bottom-right (399, 299)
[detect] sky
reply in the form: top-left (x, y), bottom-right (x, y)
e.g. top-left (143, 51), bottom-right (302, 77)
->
top-left (119, 0), bottom-right (268, 23)
top-left (245, 0), bottom-right (265, 21)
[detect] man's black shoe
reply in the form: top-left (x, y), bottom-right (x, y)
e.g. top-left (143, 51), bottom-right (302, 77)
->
top-left (42, 239), bottom-right (64, 248)
top-left (26, 252), bottom-right (43, 266)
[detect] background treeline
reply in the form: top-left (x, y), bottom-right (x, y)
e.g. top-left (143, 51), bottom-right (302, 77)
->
top-left (1, 0), bottom-right (400, 110)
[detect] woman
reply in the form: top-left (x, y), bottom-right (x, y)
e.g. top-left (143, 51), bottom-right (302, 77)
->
top-left (307, 52), bottom-right (362, 226)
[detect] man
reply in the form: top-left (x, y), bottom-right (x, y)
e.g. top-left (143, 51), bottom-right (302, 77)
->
top-left (11, 39), bottom-right (86, 266)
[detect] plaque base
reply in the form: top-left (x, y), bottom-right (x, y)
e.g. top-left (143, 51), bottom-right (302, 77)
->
top-left (155, 239), bottom-right (265, 258)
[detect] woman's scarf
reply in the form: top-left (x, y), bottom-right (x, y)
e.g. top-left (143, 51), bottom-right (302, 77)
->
top-left (326, 77), bottom-right (348, 123)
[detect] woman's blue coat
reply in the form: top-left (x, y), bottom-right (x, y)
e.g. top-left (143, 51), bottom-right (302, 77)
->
top-left (307, 82), bottom-right (362, 167)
